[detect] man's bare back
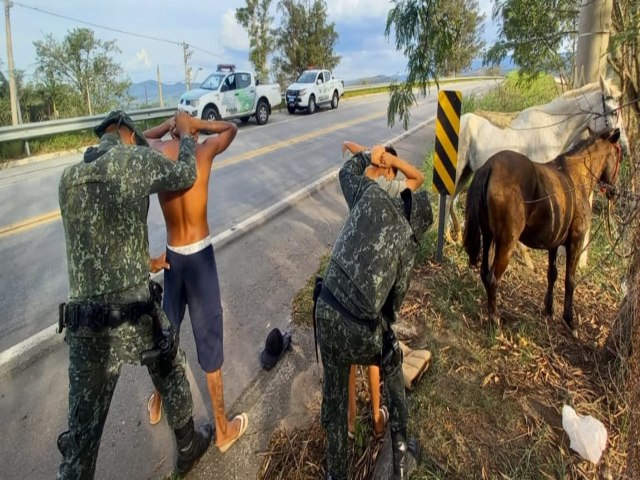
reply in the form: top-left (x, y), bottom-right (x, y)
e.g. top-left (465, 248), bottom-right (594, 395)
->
top-left (145, 118), bottom-right (238, 247)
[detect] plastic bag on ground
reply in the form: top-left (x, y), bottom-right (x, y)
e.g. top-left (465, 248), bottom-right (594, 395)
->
top-left (562, 404), bottom-right (608, 464)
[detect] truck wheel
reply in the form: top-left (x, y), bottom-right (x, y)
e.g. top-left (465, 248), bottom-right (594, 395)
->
top-left (256, 99), bottom-right (270, 125)
top-left (308, 96), bottom-right (316, 114)
top-left (287, 106), bottom-right (296, 114)
top-left (240, 116), bottom-right (250, 123)
top-left (202, 106), bottom-right (220, 121)
top-left (331, 91), bottom-right (339, 109)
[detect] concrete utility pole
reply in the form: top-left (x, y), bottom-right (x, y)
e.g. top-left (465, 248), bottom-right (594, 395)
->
top-left (156, 63), bottom-right (164, 107)
top-left (4, 0), bottom-right (19, 125)
top-left (182, 42), bottom-right (193, 90)
top-left (574, 0), bottom-right (614, 86)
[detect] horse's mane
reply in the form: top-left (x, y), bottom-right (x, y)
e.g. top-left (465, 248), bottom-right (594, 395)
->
top-left (474, 110), bottom-right (517, 128)
top-left (533, 79), bottom-right (621, 115)
top-left (559, 128), bottom-right (614, 159)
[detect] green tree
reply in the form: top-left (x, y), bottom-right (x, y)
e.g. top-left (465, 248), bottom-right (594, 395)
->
top-left (441, 0), bottom-right (486, 77)
top-left (484, 0), bottom-right (578, 82)
top-left (385, 0), bottom-right (456, 128)
top-left (33, 28), bottom-right (131, 116)
top-left (272, 0), bottom-right (340, 90)
top-left (236, 0), bottom-right (275, 82)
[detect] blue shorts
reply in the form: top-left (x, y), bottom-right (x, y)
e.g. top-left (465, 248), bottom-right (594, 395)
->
top-left (164, 244), bottom-right (223, 372)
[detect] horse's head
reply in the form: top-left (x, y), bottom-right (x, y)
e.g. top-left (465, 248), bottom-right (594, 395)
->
top-left (593, 76), bottom-right (629, 156)
top-left (596, 128), bottom-right (623, 199)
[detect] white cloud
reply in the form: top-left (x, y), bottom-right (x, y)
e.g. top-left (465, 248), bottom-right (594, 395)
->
top-left (324, 0), bottom-right (392, 20)
top-left (220, 9), bottom-right (249, 52)
top-left (135, 49), bottom-right (152, 68)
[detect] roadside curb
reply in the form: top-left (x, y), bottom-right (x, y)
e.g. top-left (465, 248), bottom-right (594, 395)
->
top-left (0, 116), bottom-right (437, 379)
top-left (0, 146), bottom-right (90, 170)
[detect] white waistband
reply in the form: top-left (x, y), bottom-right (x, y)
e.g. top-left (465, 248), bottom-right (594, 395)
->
top-left (167, 236), bottom-right (211, 255)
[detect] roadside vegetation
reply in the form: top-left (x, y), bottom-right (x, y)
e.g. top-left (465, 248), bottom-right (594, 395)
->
top-left (260, 72), bottom-right (636, 479)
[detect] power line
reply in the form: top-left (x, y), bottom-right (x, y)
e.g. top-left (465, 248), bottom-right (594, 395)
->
top-left (12, 1), bottom-right (224, 59)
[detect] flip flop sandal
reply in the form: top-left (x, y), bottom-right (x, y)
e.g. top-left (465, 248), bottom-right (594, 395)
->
top-left (218, 413), bottom-right (249, 453)
top-left (373, 406), bottom-right (389, 438)
top-left (148, 392), bottom-right (162, 426)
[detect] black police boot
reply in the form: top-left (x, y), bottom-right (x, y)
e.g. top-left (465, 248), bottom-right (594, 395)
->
top-left (392, 435), bottom-right (421, 479)
top-left (174, 417), bottom-right (214, 475)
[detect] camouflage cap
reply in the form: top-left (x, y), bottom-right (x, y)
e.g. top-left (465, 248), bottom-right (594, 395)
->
top-left (94, 110), bottom-right (149, 147)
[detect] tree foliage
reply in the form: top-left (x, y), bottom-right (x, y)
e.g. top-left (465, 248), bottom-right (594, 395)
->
top-left (33, 28), bottom-right (131, 116)
top-left (485, 0), bottom-right (578, 82)
top-left (235, 0), bottom-right (275, 82)
top-left (272, 0), bottom-right (340, 90)
top-left (385, 0), bottom-right (484, 129)
top-left (441, 0), bottom-right (486, 77)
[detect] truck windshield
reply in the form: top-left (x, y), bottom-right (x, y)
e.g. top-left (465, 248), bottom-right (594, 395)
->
top-left (296, 72), bottom-right (318, 83)
top-left (200, 74), bottom-right (225, 90)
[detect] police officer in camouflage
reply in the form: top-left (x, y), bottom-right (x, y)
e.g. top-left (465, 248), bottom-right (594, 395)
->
top-left (315, 151), bottom-right (433, 480)
top-left (57, 110), bottom-right (213, 479)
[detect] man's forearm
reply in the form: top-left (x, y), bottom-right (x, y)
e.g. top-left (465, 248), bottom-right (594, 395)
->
top-left (144, 120), bottom-right (172, 140)
top-left (190, 119), bottom-right (235, 135)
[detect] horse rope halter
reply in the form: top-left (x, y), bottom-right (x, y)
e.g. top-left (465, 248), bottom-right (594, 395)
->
top-left (598, 140), bottom-right (623, 196)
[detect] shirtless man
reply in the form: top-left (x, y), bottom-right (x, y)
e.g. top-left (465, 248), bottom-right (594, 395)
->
top-left (143, 116), bottom-right (248, 453)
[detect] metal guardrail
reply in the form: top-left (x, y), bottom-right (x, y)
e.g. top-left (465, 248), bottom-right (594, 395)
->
top-left (0, 106), bottom-right (177, 142)
top-left (0, 77), bottom-right (500, 144)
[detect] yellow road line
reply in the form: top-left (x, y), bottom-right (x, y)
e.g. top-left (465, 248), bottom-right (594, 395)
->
top-left (0, 210), bottom-right (61, 238)
top-left (0, 109), bottom-right (387, 238)
top-left (212, 110), bottom-right (385, 171)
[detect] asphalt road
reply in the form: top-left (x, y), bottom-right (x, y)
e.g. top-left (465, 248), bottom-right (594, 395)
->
top-left (0, 80), bottom-right (497, 352)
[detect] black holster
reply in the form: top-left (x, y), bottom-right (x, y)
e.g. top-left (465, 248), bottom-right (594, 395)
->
top-left (140, 281), bottom-right (178, 377)
top-left (381, 319), bottom-right (402, 370)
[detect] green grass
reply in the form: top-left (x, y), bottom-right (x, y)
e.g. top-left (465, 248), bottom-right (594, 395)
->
top-left (461, 71), bottom-right (559, 115)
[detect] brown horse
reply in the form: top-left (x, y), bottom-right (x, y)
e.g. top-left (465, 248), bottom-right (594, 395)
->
top-left (463, 128), bottom-right (622, 331)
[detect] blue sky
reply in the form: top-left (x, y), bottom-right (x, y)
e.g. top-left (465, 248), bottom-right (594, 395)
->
top-left (1, 0), bottom-right (498, 85)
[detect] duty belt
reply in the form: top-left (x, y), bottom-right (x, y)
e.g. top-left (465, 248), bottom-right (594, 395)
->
top-left (58, 300), bottom-right (155, 333)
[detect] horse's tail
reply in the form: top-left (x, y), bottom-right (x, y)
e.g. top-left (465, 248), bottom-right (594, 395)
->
top-left (463, 163), bottom-right (491, 266)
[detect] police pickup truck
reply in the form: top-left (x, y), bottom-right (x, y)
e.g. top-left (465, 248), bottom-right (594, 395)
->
top-left (178, 65), bottom-right (281, 125)
top-left (285, 69), bottom-right (344, 114)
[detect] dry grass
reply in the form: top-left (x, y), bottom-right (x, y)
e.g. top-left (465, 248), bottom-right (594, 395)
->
top-left (267, 211), bottom-right (630, 479)
top-left (402, 225), bottom-right (630, 479)
top-left (259, 377), bottom-right (384, 480)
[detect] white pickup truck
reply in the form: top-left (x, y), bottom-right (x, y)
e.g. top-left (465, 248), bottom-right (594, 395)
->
top-left (177, 65), bottom-right (281, 125)
top-left (285, 69), bottom-right (344, 114)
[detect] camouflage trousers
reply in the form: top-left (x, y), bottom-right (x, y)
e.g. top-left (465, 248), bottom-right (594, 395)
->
top-left (57, 311), bottom-right (193, 480)
top-left (316, 298), bottom-right (408, 480)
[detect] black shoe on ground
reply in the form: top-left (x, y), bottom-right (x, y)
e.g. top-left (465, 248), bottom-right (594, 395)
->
top-left (175, 418), bottom-right (214, 475)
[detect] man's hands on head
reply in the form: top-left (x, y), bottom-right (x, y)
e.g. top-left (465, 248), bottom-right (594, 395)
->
top-left (175, 112), bottom-right (192, 138)
top-left (371, 145), bottom-right (387, 167)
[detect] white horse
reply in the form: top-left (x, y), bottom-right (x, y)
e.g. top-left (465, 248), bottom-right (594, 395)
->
top-left (448, 76), bottom-right (629, 243)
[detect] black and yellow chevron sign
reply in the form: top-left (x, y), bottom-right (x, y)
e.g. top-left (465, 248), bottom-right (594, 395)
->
top-left (433, 90), bottom-right (462, 195)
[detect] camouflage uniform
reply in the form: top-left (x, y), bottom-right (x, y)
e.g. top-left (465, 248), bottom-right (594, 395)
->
top-left (56, 123), bottom-right (198, 479)
top-left (316, 152), bottom-right (433, 479)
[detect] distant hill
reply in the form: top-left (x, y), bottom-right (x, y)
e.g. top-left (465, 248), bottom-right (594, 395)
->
top-left (127, 80), bottom-right (200, 108)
